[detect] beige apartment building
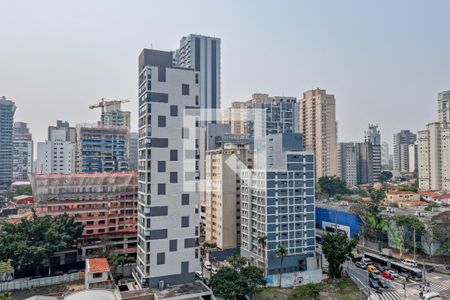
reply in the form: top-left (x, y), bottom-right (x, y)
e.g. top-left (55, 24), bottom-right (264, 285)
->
top-left (299, 88), bottom-right (338, 179)
top-left (418, 91), bottom-right (450, 191)
top-left (204, 137), bottom-right (253, 250)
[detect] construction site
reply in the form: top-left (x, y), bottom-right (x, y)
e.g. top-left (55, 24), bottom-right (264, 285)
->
top-left (31, 172), bottom-right (138, 261)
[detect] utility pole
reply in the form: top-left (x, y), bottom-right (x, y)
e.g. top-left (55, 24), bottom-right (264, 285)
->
top-left (413, 227), bottom-right (416, 262)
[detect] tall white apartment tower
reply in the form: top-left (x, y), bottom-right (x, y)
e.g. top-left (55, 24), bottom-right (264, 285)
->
top-left (134, 49), bottom-right (200, 288)
top-left (36, 121), bottom-right (75, 174)
top-left (418, 91), bottom-right (450, 191)
top-left (174, 34), bottom-right (221, 122)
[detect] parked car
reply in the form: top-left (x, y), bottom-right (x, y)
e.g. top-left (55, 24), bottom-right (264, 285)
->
top-left (387, 270), bottom-right (399, 278)
top-left (362, 257), bottom-right (372, 265)
top-left (204, 261), bottom-right (212, 270)
top-left (379, 280), bottom-right (390, 289)
top-left (367, 265), bottom-right (380, 273)
top-left (51, 271), bottom-right (64, 276)
top-left (355, 261), bottom-right (367, 269)
top-left (369, 272), bottom-right (380, 280)
top-left (65, 269), bottom-right (79, 274)
top-left (381, 271), bottom-right (395, 280)
top-left (375, 264), bottom-right (385, 272)
top-left (194, 271), bottom-right (203, 280)
top-left (369, 279), bottom-right (380, 290)
top-left (401, 259), bottom-right (417, 267)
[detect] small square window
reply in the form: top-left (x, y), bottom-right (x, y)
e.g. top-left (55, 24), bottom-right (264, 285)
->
top-left (182, 84), bottom-right (189, 95)
top-left (181, 194), bottom-right (189, 205)
top-left (158, 184), bottom-right (166, 195)
top-left (158, 115), bottom-right (166, 127)
top-left (158, 161), bottom-right (166, 172)
top-left (181, 216), bottom-right (189, 228)
top-left (157, 252), bottom-right (165, 265)
top-left (170, 150), bottom-right (178, 161)
top-left (170, 105), bottom-right (178, 117)
top-left (170, 172), bottom-right (178, 183)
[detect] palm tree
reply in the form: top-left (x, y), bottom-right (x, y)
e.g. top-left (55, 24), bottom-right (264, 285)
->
top-left (275, 245), bottom-right (287, 288)
top-left (257, 236), bottom-right (267, 275)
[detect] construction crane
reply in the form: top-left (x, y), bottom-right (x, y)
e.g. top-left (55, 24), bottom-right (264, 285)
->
top-left (89, 98), bottom-right (130, 113)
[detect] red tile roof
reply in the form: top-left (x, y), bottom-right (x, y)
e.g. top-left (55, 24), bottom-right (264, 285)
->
top-left (88, 258), bottom-right (110, 273)
top-left (386, 191), bottom-right (418, 195)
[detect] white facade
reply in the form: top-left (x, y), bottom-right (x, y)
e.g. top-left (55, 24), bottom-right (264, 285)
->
top-left (36, 139), bottom-right (75, 174)
top-left (408, 143), bottom-right (418, 173)
top-left (381, 141), bottom-right (390, 167)
top-left (135, 49), bottom-right (200, 288)
top-left (337, 142), bottom-right (358, 187)
top-left (418, 91), bottom-right (450, 191)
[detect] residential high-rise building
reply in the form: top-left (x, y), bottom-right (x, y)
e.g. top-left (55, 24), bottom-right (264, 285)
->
top-left (205, 136), bottom-right (252, 250)
top-left (0, 97), bottom-right (16, 191)
top-left (75, 125), bottom-right (129, 173)
top-left (223, 94), bottom-right (297, 137)
top-left (381, 141), bottom-right (390, 168)
top-left (337, 143), bottom-right (358, 187)
top-left (228, 101), bottom-right (248, 135)
top-left (418, 91), bottom-right (450, 191)
top-left (408, 143), bottom-right (418, 173)
top-left (365, 124), bottom-right (381, 182)
top-left (240, 133), bottom-right (321, 287)
top-left (174, 34), bottom-right (221, 123)
top-left (48, 120), bottom-right (76, 143)
top-left (437, 90), bottom-right (450, 124)
top-left (128, 132), bottom-right (138, 171)
top-left (135, 49), bottom-right (200, 288)
top-left (12, 122), bottom-right (33, 181)
top-left (393, 130), bottom-right (416, 172)
top-left (299, 89), bottom-right (338, 180)
top-left (36, 122), bottom-right (76, 175)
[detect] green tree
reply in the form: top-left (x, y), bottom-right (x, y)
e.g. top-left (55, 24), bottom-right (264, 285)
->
top-left (318, 176), bottom-right (349, 197)
top-left (432, 221), bottom-right (450, 262)
top-left (394, 215), bottom-right (424, 258)
top-left (289, 283), bottom-right (322, 300)
top-left (226, 255), bottom-right (247, 270)
top-left (322, 232), bottom-right (357, 278)
top-left (0, 212), bottom-right (83, 275)
top-left (370, 189), bottom-right (386, 202)
top-left (257, 235), bottom-right (267, 271)
top-left (275, 245), bottom-right (287, 287)
top-left (379, 171), bottom-right (393, 183)
top-left (210, 267), bottom-right (247, 300)
top-left (240, 266), bottom-right (266, 296)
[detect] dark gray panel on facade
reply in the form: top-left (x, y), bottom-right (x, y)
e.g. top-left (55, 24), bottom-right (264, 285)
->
top-left (184, 238), bottom-right (197, 248)
top-left (149, 229), bottom-right (168, 240)
top-left (149, 206), bottom-right (168, 216)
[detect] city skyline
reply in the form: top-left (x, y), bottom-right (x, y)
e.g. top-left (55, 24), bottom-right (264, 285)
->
top-left (2, 0), bottom-right (450, 148)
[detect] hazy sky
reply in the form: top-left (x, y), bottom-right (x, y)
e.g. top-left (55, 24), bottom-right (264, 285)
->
top-left (1, 0), bottom-right (450, 150)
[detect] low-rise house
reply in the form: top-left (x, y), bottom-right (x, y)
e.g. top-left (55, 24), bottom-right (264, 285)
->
top-left (382, 191), bottom-right (420, 206)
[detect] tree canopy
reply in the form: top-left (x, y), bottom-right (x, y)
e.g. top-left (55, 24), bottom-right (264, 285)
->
top-left (322, 232), bottom-right (357, 278)
top-left (379, 171), bottom-right (393, 183)
top-left (0, 212), bottom-right (83, 274)
top-left (210, 258), bottom-right (266, 300)
top-left (318, 176), bottom-right (349, 197)
top-left (370, 189), bottom-right (386, 202)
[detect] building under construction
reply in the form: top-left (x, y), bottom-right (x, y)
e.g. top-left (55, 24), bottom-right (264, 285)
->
top-left (31, 172), bottom-right (138, 260)
top-left (76, 124), bottom-right (129, 173)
